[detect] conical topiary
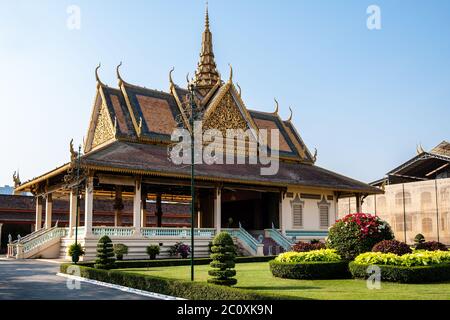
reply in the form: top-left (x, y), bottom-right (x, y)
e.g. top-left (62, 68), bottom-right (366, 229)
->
top-left (94, 235), bottom-right (116, 269)
top-left (207, 231), bottom-right (237, 286)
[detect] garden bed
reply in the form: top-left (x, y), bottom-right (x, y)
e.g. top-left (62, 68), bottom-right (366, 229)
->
top-left (60, 263), bottom-right (278, 300)
top-left (349, 262), bottom-right (450, 283)
top-left (269, 260), bottom-right (350, 280)
top-left (78, 255), bottom-right (275, 269)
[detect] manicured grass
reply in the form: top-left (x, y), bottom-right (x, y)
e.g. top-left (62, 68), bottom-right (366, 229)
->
top-left (118, 262), bottom-right (450, 300)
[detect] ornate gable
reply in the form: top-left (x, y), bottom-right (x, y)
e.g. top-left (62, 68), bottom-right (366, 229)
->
top-left (84, 86), bottom-right (116, 153)
top-left (92, 102), bottom-right (115, 149)
top-left (202, 87), bottom-right (249, 135)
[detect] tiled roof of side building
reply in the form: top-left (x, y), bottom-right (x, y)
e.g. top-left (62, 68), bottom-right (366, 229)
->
top-left (431, 140), bottom-right (450, 158)
top-left (81, 140), bottom-right (382, 194)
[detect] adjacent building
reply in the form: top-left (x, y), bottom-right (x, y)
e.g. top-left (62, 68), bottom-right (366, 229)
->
top-left (339, 141), bottom-right (450, 244)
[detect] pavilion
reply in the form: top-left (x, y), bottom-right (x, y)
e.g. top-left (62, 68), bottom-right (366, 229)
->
top-left (9, 7), bottom-right (381, 260)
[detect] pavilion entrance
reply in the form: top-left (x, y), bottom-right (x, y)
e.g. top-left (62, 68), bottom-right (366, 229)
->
top-left (220, 189), bottom-right (280, 231)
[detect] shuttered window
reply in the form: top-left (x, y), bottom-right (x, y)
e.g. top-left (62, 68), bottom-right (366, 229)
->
top-left (319, 205), bottom-right (329, 228)
top-left (292, 203), bottom-right (303, 228)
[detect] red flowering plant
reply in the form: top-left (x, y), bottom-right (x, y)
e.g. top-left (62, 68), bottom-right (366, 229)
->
top-left (326, 213), bottom-right (394, 260)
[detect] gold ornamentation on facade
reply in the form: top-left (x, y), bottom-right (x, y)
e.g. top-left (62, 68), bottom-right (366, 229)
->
top-left (69, 139), bottom-right (79, 162)
top-left (13, 171), bottom-right (21, 188)
top-left (194, 4), bottom-right (220, 97)
top-left (202, 91), bottom-right (248, 135)
top-left (92, 103), bottom-right (115, 148)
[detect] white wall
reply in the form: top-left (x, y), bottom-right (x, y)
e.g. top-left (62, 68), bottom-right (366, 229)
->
top-left (281, 187), bottom-right (336, 232)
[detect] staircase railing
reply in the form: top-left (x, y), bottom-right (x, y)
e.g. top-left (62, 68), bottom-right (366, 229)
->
top-left (223, 225), bottom-right (262, 255)
top-left (22, 227), bottom-right (67, 254)
top-left (266, 228), bottom-right (293, 251)
top-left (92, 227), bottom-right (135, 237)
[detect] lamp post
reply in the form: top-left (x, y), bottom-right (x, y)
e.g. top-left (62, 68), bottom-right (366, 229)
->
top-left (188, 82), bottom-right (197, 282)
top-left (74, 145), bottom-right (81, 247)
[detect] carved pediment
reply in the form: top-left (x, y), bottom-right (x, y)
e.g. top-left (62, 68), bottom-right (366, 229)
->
top-left (202, 89), bottom-right (249, 135)
top-left (92, 103), bottom-right (115, 149)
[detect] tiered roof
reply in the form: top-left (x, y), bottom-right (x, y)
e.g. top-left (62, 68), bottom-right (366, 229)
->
top-left (15, 7), bottom-right (381, 196)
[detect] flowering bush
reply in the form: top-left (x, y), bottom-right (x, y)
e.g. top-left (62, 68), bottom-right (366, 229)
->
top-left (354, 250), bottom-right (450, 267)
top-left (372, 240), bottom-right (412, 255)
top-left (415, 241), bottom-right (447, 252)
top-left (326, 213), bottom-right (394, 260)
top-left (292, 241), bottom-right (326, 252)
top-left (275, 249), bottom-right (342, 263)
top-left (168, 242), bottom-right (191, 259)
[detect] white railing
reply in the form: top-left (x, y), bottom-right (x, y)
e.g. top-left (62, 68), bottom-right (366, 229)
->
top-left (141, 227), bottom-right (216, 238)
top-left (23, 227), bottom-right (67, 253)
top-left (92, 227), bottom-right (135, 237)
top-left (266, 228), bottom-right (293, 251)
top-left (223, 226), bottom-right (261, 254)
top-left (69, 226), bottom-right (85, 236)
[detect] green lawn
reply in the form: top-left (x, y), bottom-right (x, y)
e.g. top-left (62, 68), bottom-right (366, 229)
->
top-left (119, 262), bottom-right (450, 300)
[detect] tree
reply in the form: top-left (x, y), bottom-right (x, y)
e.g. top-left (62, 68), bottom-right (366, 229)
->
top-left (207, 232), bottom-right (237, 286)
top-left (94, 235), bottom-right (116, 269)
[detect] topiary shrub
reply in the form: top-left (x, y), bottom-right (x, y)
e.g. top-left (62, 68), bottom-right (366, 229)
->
top-left (270, 260), bottom-right (350, 280)
top-left (146, 245), bottom-right (160, 260)
top-left (208, 232), bottom-right (237, 286)
top-left (94, 236), bottom-right (116, 269)
top-left (326, 213), bottom-right (394, 260)
top-left (68, 243), bottom-right (85, 264)
top-left (372, 240), bottom-right (412, 255)
top-left (415, 241), bottom-right (447, 251)
top-left (113, 243), bottom-right (128, 261)
top-left (414, 233), bottom-right (426, 245)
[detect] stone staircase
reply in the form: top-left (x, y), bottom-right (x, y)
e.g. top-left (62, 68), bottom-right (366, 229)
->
top-left (249, 230), bottom-right (286, 256)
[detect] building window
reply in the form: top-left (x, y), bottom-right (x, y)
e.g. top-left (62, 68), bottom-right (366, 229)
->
top-left (291, 195), bottom-right (304, 229)
top-left (317, 196), bottom-right (331, 229)
top-left (395, 215), bottom-right (412, 232)
top-left (377, 196), bottom-right (386, 215)
top-left (421, 192), bottom-right (432, 211)
top-left (422, 218), bottom-right (433, 233)
top-left (395, 192), bottom-right (411, 207)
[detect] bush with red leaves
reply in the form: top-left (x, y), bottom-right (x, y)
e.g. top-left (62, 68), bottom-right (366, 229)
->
top-left (372, 240), bottom-right (412, 255)
top-left (415, 241), bottom-right (448, 251)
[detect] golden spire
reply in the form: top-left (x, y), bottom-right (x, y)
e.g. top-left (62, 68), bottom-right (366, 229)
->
top-left (194, 2), bottom-right (220, 96)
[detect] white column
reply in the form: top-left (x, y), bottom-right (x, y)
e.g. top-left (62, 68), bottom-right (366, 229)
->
top-left (35, 197), bottom-right (43, 231)
top-left (69, 190), bottom-right (77, 237)
top-left (214, 188), bottom-right (221, 232)
top-left (84, 177), bottom-right (94, 237)
top-left (133, 179), bottom-right (142, 236)
top-left (45, 194), bottom-right (53, 229)
top-left (279, 193), bottom-right (283, 232)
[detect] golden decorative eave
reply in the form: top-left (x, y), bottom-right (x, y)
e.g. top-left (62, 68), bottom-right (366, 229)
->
top-left (14, 163), bottom-right (72, 193)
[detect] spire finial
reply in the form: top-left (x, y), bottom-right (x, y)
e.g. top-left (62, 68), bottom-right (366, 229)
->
top-left (273, 98), bottom-right (279, 115)
top-left (194, 2), bottom-right (220, 96)
top-left (116, 61), bottom-right (124, 85)
top-left (205, 1), bottom-right (209, 29)
top-left (95, 63), bottom-right (105, 86)
top-left (169, 67), bottom-right (175, 89)
top-left (228, 63), bottom-right (233, 83)
top-left (287, 106), bottom-right (293, 122)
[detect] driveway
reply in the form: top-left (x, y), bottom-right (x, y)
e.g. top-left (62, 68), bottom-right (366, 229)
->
top-left (0, 258), bottom-right (157, 300)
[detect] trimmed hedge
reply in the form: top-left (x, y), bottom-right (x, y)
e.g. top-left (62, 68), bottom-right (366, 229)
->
top-left (79, 256), bottom-right (275, 269)
top-left (349, 262), bottom-right (450, 283)
top-left (60, 264), bottom-right (281, 300)
top-left (269, 260), bottom-right (350, 280)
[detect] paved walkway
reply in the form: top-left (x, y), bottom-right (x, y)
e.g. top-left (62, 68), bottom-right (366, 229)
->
top-left (0, 258), bottom-right (157, 300)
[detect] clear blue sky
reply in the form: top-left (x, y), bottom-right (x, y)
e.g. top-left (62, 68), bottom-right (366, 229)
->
top-left (1, 0), bottom-right (450, 186)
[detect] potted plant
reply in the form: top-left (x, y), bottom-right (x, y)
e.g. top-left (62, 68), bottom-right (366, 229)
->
top-left (146, 245), bottom-right (160, 260)
top-left (68, 243), bottom-right (85, 264)
top-left (178, 243), bottom-right (191, 259)
top-left (113, 243), bottom-right (128, 261)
